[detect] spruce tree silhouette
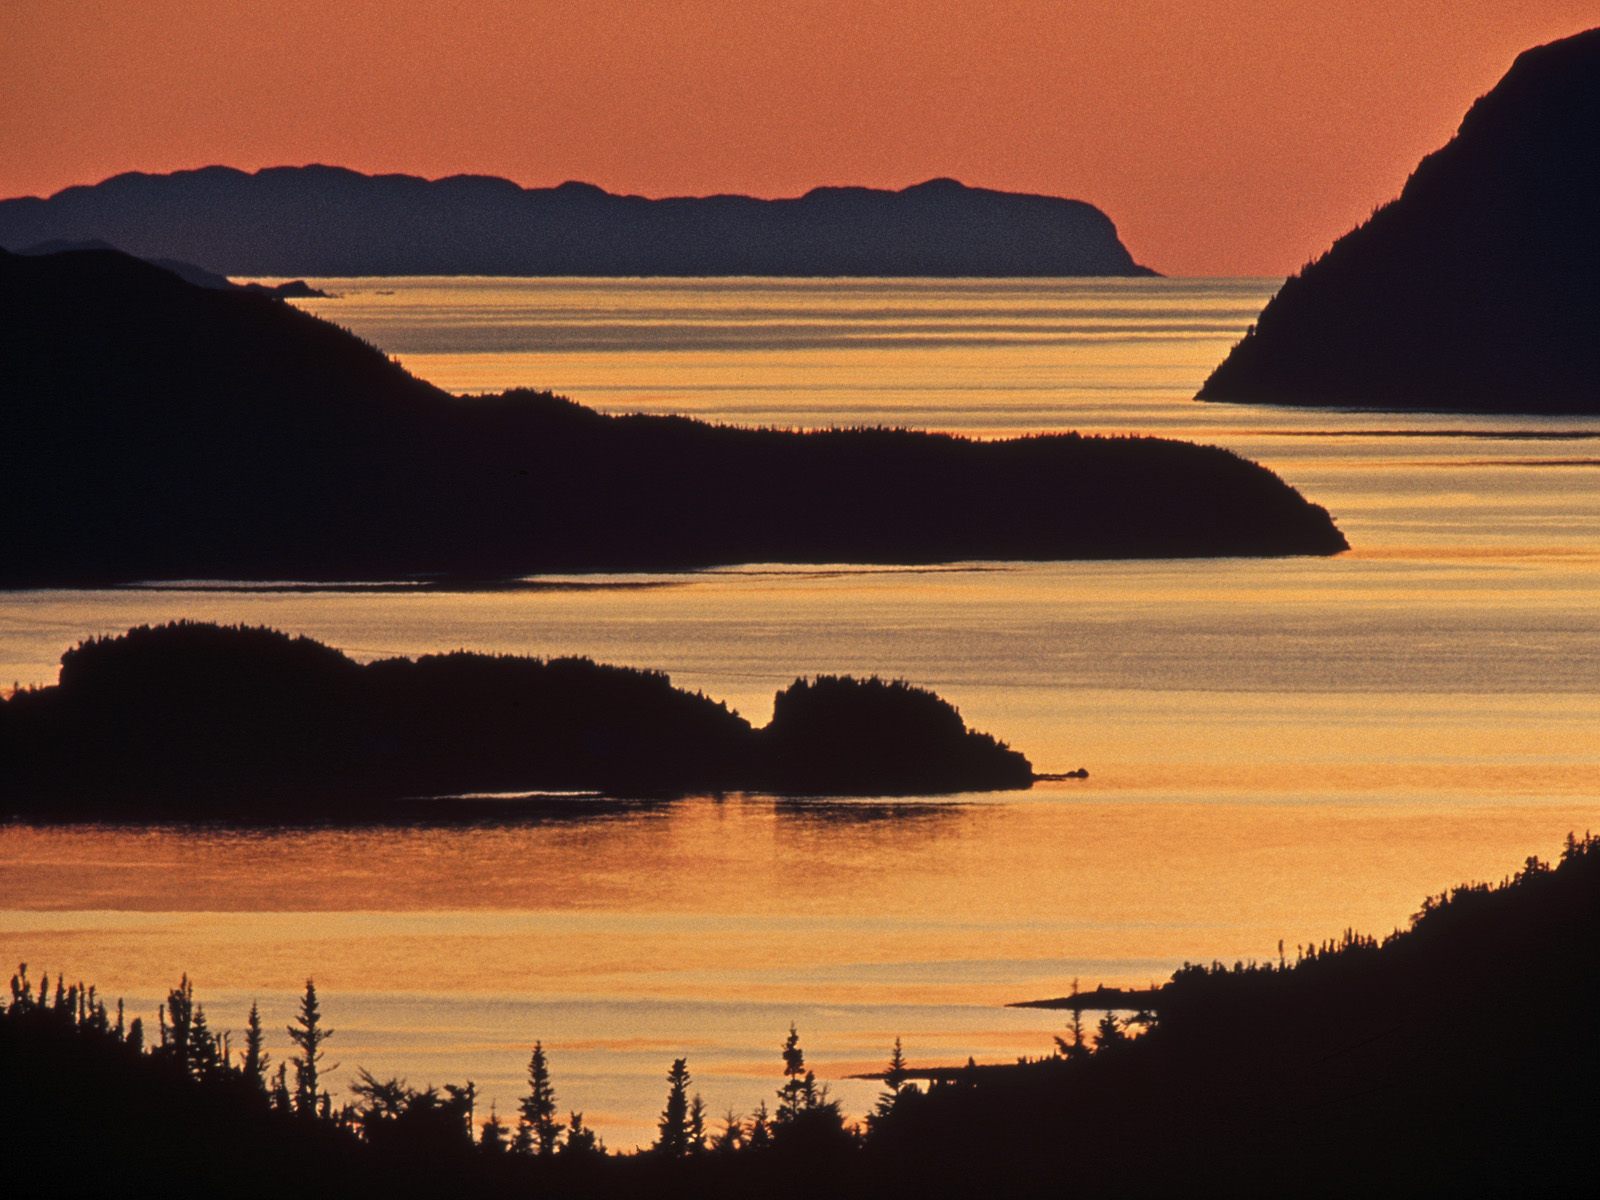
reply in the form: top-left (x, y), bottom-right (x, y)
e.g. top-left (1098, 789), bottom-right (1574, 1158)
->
top-left (655, 1058), bottom-right (694, 1158)
top-left (516, 1041), bottom-right (562, 1155)
top-left (287, 978), bottom-right (332, 1118)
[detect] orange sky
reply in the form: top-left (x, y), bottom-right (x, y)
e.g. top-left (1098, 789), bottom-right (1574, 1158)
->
top-left (2, 1), bottom-right (1593, 275)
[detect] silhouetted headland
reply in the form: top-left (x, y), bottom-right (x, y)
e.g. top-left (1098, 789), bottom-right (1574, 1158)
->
top-left (12, 236), bottom-right (327, 296)
top-left (0, 246), bottom-right (1346, 586)
top-left (0, 169), bottom-right (1156, 277)
top-left (0, 622), bottom-right (1034, 817)
top-left (1199, 27), bottom-right (1600, 414)
top-left (4, 836), bottom-right (1594, 1197)
top-left (1006, 984), bottom-right (1159, 1011)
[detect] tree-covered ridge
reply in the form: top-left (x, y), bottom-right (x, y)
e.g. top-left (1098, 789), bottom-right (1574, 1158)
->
top-left (3, 835), bottom-right (1594, 1197)
top-left (0, 246), bottom-right (1346, 586)
top-left (0, 621), bottom-right (1033, 816)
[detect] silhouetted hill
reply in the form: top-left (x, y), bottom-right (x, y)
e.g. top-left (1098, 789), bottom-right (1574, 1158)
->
top-left (0, 622), bottom-right (1032, 816)
top-left (0, 168), bottom-right (1154, 277)
top-left (4, 838), bottom-right (1594, 1197)
top-left (867, 836), bottom-right (1600, 1197)
top-left (1199, 27), bottom-right (1600, 413)
top-left (12, 237), bottom-right (326, 296)
top-left (0, 247), bottom-right (1345, 585)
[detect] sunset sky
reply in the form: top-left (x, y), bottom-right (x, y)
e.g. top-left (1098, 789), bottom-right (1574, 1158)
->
top-left (3, 0), bottom-right (1593, 275)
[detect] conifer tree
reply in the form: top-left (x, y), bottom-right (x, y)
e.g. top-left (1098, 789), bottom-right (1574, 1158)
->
top-left (713, 1109), bottom-right (744, 1153)
top-left (1095, 1012), bottom-right (1128, 1052)
top-left (518, 1041), bottom-right (563, 1155)
top-left (656, 1058), bottom-right (692, 1157)
top-left (776, 1024), bottom-right (819, 1122)
top-left (287, 978), bottom-right (333, 1117)
top-left (874, 1037), bottom-right (909, 1120)
top-left (687, 1092), bottom-right (708, 1154)
top-left (563, 1111), bottom-right (601, 1158)
top-left (272, 1062), bottom-right (292, 1112)
top-left (189, 1003), bottom-right (222, 1079)
top-left (242, 1001), bottom-right (269, 1089)
top-left (479, 1106), bottom-right (510, 1154)
top-left (746, 1101), bottom-right (772, 1149)
top-left (1055, 980), bottom-right (1090, 1062)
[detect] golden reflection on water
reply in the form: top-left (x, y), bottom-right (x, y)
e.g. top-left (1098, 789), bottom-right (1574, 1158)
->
top-left (4, 277), bottom-right (1599, 1143)
top-left (3, 796), bottom-right (1592, 1144)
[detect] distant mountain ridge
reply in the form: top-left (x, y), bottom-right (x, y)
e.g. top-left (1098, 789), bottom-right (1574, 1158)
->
top-left (1198, 26), bottom-right (1600, 413)
top-left (0, 166), bottom-right (1154, 277)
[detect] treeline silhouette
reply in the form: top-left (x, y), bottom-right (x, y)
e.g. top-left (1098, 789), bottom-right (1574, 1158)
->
top-left (4, 836), bottom-right (1594, 1197)
top-left (0, 621), bottom-right (1033, 817)
top-left (1199, 28), bottom-right (1600, 413)
top-left (0, 170), bottom-right (1154, 277)
top-left (0, 246), bottom-right (1346, 586)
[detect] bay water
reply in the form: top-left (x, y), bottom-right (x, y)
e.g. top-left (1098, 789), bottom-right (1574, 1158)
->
top-left (3, 277), bottom-right (1596, 1144)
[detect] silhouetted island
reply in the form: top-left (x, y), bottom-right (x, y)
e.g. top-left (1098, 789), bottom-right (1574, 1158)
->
top-left (1199, 27), bottom-right (1600, 413)
top-left (3, 836), bottom-right (1593, 1197)
top-left (12, 237), bottom-right (327, 296)
top-left (0, 246), bottom-right (1345, 586)
top-left (0, 168), bottom-right (1155, 277)
top-left (0, 622), bottom-right (1034, 817)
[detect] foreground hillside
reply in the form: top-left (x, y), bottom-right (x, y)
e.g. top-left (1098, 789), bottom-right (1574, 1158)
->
top-left (1199, 27), bottom-right (1600, 413)
top-left (0, 169), bottom-right (1153, 277)
top-left (3, 837), bottom-right (1593, 1197)
top-left (0, 622), bottom-right (1032, 816)
top-left (0, 247), bottom-right (1345, 585)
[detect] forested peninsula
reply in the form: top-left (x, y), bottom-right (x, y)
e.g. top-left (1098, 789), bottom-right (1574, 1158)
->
top-left (4, 836), bottom-right (1594, 1197)
top-left (0, 248), bottom-right (1346, 586)
top-left (1198, 28), bottom-right (1600, 414)
top-left (0, 622), bottom-right (1033, 817)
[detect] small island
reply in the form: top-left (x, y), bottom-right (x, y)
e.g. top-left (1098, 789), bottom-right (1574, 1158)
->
top-left (1198, 27), bottom-right (1600, 413)
top-left (0, 246), bottom-right (1346, 587)
top-left (0, 622), bottom-right (1034, 818)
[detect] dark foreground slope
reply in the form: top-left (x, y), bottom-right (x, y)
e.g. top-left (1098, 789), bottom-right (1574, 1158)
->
top-left (0, 169), bottom-right (1153, 277)
top-left (1199, 27), bottom-right (1600, 413)
top-left (0, 248), bottom-right (1345, 585)
top-left (0, 622), bottom-right (1032, 816)
top-left (896, 836), bottom-right (1600, 1198)
top-left (3, 839), bottom-right (1594, 1199)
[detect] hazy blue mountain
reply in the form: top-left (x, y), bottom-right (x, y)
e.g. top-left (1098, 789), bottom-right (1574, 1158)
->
top-left (1199, 27), bottom-right (1600, 413)
top-left (0, 168), bottom-right (1154, 277)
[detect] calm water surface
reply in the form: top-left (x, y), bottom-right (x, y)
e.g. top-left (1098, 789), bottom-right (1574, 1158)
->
top-left (3, 278), bottom-right (1598, 1144)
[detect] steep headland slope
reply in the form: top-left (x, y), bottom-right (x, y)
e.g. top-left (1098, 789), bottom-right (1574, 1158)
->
top-left (0, 247), bottom-right (1345, 585)
top-left (0, 169), bottom-right (1154, 277)
top-left (1199, 28), bottom-right (1600, 413)
top-left (0, 622), bottom-right (1034, 814)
